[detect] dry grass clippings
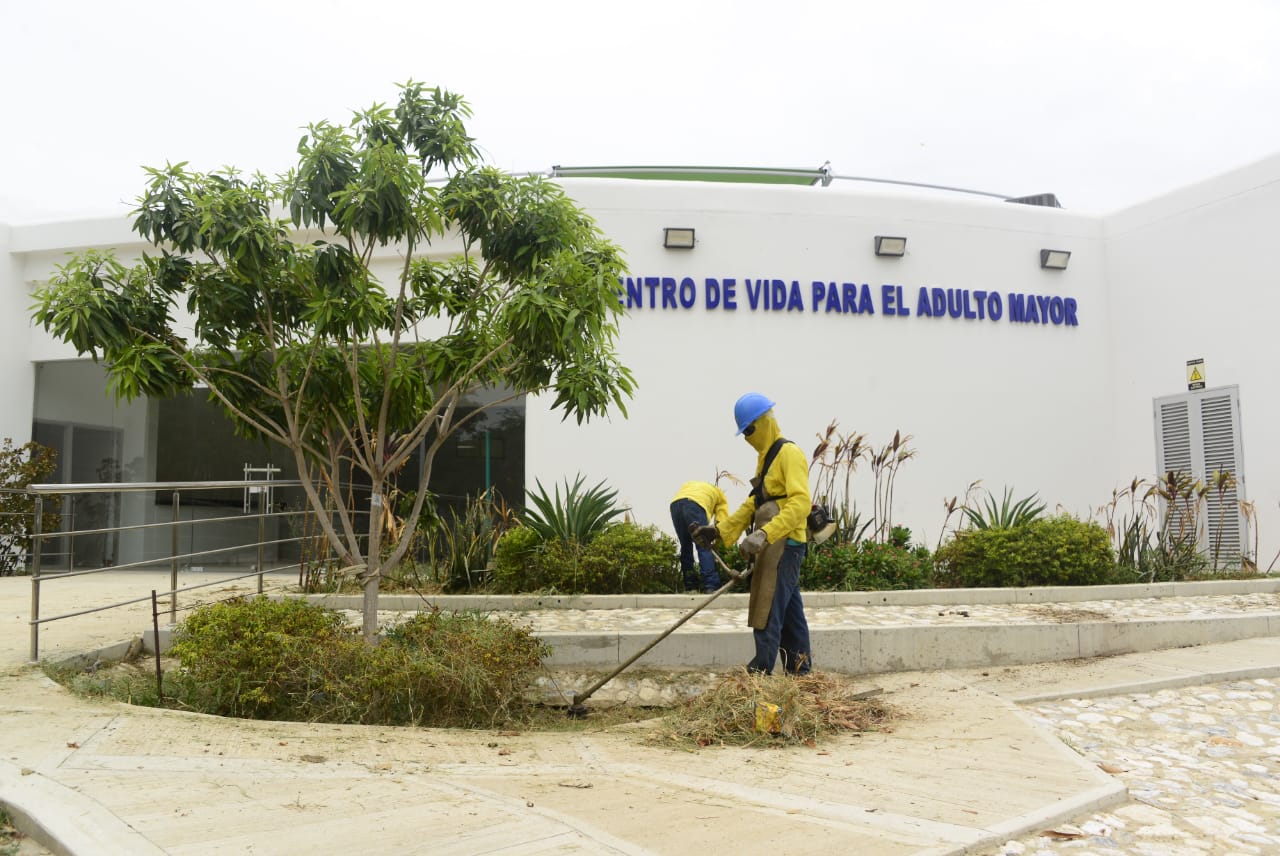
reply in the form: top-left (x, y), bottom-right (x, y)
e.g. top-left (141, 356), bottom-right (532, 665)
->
top-left (649, 668), bottom-right (897, 749)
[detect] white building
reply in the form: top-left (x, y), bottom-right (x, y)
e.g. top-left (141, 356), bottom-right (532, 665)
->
top-left (2, 156), bottom-right (1276, 569)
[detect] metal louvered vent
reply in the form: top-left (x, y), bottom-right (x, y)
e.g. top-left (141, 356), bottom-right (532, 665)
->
top-left (1153, 386), bottom-right (1248, 565)
top-left (1158, 400), bottom-right (1192, 476)
top-left (1200, 393), bottom-right (1241, 559)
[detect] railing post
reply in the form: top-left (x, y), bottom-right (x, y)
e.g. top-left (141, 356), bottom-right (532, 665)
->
top-left (257, 495), bottom-right (266, 595)
top-left (29, 495), bottom-right (42, 663)
top-left (170, 491), bottom-right (180, 625)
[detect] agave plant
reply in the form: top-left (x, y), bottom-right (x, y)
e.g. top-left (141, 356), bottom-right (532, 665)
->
top-left (962, 486), bottom-right (1046, 530)
top-left (521, 474), bottom-right (626, 544)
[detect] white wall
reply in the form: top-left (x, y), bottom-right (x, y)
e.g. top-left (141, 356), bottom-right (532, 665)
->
top-left (531, 179), bottom-right (1108, 549)
top-left (0, 224), bottom-right (36, 444)
top-left (1104, 154), bottom-right (1280, 567)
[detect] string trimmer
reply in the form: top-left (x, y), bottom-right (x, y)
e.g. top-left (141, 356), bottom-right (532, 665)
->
top-left (567, 551), bottom-right (749, 717)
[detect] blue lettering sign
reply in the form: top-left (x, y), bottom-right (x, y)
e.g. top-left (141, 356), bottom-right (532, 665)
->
top-left (679, 276), bottom-right (696, 309)
top-left (614, 273), bottom-right (1075, 329)
top-left (1008, 292), bottom-right (1026, 322)
top-left (786, 281), bottom-right (804, 311)
top-left (706, 277), bottom-right (721, 309)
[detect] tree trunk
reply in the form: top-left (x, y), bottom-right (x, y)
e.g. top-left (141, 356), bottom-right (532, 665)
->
top-left (361, 569), bottom-right (381, 644)
top-left (362, 490), bottom-right (385, 644)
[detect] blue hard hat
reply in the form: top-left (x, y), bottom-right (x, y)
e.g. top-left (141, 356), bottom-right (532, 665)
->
top-left (733, 393), bottom-right (775, 435)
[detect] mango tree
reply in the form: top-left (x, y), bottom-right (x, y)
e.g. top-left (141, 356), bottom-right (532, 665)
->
top-left (32, 82), bottom-right (635, 642)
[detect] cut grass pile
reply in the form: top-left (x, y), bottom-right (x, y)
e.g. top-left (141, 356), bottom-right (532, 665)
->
top-left (650, 668), bottom-right (897, 748)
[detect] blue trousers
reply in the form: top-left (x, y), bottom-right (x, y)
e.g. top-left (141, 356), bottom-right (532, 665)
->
top-left (748, 541), bottom-right (812, 675)
top-left (669, 499), bottom-right (721, 592)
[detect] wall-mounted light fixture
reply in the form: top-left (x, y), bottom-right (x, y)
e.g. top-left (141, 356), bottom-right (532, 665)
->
top-left (663, 227), bottom-right (696, 249)
top-left (1040, 249), bottom-right (1071, 270)
top-left (874, 236), bottom-right (907, 257)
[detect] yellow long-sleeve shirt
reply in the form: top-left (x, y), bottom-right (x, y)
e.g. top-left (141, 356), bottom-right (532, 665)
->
top-left (671, 481), bottom-right (730, 524)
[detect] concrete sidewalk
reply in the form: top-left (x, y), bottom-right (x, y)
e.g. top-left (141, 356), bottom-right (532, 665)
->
top-left (1, 571), bottom-right (1279, 855)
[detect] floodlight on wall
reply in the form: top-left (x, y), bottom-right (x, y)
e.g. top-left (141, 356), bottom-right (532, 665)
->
top-left (1040, 249), bottom-right (1071, 270)
top-left (874, 236), bottom-right (907, 257)
top-left (663, 227), bottom-right (696, 249)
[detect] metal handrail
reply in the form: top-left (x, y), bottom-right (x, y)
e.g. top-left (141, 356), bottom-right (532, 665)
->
top-left (24, 479), bottom-right (357, 661)
top-left (28, 479), bottom-right (302, 494)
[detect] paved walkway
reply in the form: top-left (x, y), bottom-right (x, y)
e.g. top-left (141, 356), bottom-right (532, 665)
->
top-left (2, 571), bottom-right (1280, 855)
top-left (491, 592), bottom-right (1280, 632)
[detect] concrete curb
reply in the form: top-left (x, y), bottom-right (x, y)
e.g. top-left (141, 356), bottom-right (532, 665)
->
top-left (0, 760), bottom-right (166, 856)
top-left (298, 577), bottom-right (1280, 613)
top-left (139, 610), bottom-right (1280, 675)
top-left (533, 612), bottom-right (1280, 672)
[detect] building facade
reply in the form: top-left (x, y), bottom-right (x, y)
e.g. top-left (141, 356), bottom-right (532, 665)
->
top-left (2, 156), bottom-right (1277, 568)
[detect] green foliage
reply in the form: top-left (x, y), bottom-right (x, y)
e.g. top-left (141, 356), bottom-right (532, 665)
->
top-left (934, 514), bottom-right (1114, 588)
top-left (1095, 474), bottom-right (1213, 582)
top-left (520, 474), bottom-right (625, 544)
top-left (801, 540), bottom-right (933, 591)
top-left (962, 486), bottom-right (1046, 530)
top-left (168, 597), bottom-right (351, 717)
top-left (491, 521), bottom-right (678, 594)
top-left (402, 489), bottom-right (516, 591)
top-left (579, 523), bottom-right (681, 593)
top-left (1113, 518), bottom-right (1207, 582)
top-left (0, 439), bottom-right (60, 575)
top-left (0, 805), bottom-right (29, 855)
top-left (164, 597), bottom-right (545, 726)
top-left (29, 82), bottom-right (636, 640)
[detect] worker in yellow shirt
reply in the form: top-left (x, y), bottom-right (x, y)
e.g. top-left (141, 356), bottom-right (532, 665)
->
top-left (669, 480), bottom-right (729, 593)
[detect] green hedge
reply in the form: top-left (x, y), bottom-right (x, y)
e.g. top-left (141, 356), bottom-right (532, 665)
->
top-left (933, 515), bottom-right (1114, 588)
top-left (801, 541), bottom-right (933, 591)
top-left (491, 521), bottom-right (680, 594)
top-left (167, 597), bottom-right (546, 726)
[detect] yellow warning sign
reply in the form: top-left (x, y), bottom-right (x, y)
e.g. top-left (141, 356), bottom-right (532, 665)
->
top-left (1187, 358), bottom-right (1205, 391)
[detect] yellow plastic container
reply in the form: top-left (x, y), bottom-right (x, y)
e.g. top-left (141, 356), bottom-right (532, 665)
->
top-left (754, 701), bottom-right (781, 734)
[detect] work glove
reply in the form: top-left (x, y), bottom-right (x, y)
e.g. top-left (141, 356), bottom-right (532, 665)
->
top-left (739, 529), bottom-right (768, 560)
top-left (689, 523), bottom-right (719, 548)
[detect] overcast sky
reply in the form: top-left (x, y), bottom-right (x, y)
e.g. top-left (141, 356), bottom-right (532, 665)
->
top-left (3, 0), bottom-right (1279, 222)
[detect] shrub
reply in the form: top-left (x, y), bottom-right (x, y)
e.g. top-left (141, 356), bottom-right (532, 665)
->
top-left (802, 540), bottom-right (932, 591)
top-left (0, 439), bottom-right (60, 575)
top-left (962, 486), bottom-right (1045, 530)
top-left (355, 610), bottom-right (547, 726)
top-left (578, 523), bottom-right (680, 593)
top-left (405, 489), bottom-right (517, 592)
top-left (165, 597), bottom-right (546, 726)
top-left (521, 474), bottom-right (625, 544)
top-left (934, 514), bottom-right (1114, 588)
top-left (491, 521), bottom-right (678, 593)
top-left (168, 597), bottom-right (353, 718)
top-left (491, 524), bottom-right (544, 590)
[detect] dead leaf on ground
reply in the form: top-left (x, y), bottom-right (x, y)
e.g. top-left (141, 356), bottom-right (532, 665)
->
top-left (300, 754), bottom-right (326, 763)
top-left (557, 781), bottom-right (593, 789)
top-left (1099, 762), bottom-right (1128, 774)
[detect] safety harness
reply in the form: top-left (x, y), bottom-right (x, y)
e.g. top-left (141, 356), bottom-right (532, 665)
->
top-left (750, 438), bottom-right (792, 507)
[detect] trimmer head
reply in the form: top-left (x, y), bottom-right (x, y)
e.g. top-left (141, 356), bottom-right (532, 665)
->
top-left (566, 703), bottom-right (589, 719)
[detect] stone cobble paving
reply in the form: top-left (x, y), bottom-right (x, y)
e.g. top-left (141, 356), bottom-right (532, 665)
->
top-left (468, 592), bottom-right (1280, 633)
top-left (986, 677), bottom-right (1280, 855)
